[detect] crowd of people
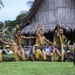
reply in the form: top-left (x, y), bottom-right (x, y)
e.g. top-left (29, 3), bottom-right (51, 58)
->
top-left (29, 24), bottom-right (74, 62)
top-left (0, 23), bottom-right (74, 62)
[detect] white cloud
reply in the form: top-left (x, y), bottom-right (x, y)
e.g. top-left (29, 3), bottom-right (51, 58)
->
top-left (0, 0), bottom-right (30, 22)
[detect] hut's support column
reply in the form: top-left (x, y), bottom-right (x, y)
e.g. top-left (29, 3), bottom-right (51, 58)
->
top-left (29, 39), bottom-right (31, 46)
top-left (70, 29), bottom-right (74, 45)
top-left (74, 29), bottom-right (75, 43)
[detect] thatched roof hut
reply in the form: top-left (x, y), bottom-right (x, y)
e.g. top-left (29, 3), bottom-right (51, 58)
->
top-left (20, 0), bottom-right (75, 44)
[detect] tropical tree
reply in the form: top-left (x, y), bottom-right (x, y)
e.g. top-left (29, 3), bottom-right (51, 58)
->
top-left (5, 11), bottom-right (28, 31)
top-left (0, 21), bottom-right (3, 29)
top-left (16, 11), bottom-right (28, 24)
top-left (27, 0), bottom-right (34, 7)
top-left (0, 0), bottom-right (4, 9)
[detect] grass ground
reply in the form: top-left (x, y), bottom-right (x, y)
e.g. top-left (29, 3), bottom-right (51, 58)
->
top-left (0, 61), bottom-right (75, 75)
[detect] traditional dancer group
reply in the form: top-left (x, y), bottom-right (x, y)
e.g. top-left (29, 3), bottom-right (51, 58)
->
top-left (0, 23), bottom-right (74, 62)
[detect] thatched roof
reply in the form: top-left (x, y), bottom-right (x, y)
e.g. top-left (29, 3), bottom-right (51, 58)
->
top-left (22, 21), bottom-right (75, 34)
top-left (22, 21), bottom-right (56, 34)
top-left (21, 0), bottom-right (75, 34)
top-left (20, 0), bottom-right (42, 29)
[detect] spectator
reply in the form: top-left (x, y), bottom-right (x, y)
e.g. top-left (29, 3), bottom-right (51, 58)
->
top-left (44, 43), bottom-right (53, 61)
top-left (29, 45), bottom-right (36, 61)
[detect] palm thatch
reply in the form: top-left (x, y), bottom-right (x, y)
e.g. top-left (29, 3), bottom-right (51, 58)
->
top-left (20, 0), bottom-right (75, 34)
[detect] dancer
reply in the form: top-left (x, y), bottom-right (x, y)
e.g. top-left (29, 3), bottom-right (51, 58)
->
top-left (54, 24), bottom-right (67, 61)
top-left (34, 24), bottom-right (54, 60)
top-left (13, 24), bottom-right (35, 61)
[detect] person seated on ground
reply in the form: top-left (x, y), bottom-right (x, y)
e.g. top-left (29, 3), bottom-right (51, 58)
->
top-left (34, 24), bottom-right (54, 61)
top-left (10, 40), bottom-right (22, 61)
top-left (44, 43), bottom-right (53, 61)
top-left (29, 45), bottom-right (36, 61)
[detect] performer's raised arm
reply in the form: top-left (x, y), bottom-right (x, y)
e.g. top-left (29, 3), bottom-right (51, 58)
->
top-left (0, 31), bottom-right (12, 45)
top-left (44, 38), bottom-right (54, 46)
top-left (34, 24), bottom-right (40, 36)
top-left (0, 39), bottom-right (12, 45)
top-left (22, 36), bottom-right (36, 39)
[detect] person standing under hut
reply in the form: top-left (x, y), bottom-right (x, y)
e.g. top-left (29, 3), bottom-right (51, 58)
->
top-left (54, 25), bottom-right (68, 61)
top-left (0, 31), bottom-right (12, 62)
top-left (34, 24), bottom-right (54, 61)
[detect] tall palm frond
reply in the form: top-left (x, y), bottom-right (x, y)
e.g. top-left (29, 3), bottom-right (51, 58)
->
top-left (0, 0), bottom-right (4, 9)
top-left (27, 0), bottom-right (34, 7)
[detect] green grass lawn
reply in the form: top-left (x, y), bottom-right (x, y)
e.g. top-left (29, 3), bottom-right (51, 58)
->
top-left (0, 62), bottom-right (75, 75)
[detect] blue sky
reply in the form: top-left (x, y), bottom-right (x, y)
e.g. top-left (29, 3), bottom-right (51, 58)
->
top-left (0, 0), bottom-right (31, 22)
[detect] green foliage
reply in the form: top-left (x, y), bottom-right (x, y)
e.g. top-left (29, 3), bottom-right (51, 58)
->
top-left (16, 11), bottom-right (28, 24)
top-left (5, 11), bottom-right (28, 31)
top-left (27, 0), bottom-right (34, 7)
top-left (0, 11), bottom-right (28, 46)
top-left (3, 54), bottom-right (15, 61)
top-left (5, 20), bottom-right (16, 31)
top-left (0, 22), bottom-right (3, 29)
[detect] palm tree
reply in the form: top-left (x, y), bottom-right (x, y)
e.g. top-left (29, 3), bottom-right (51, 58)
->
top-left (27, 0), bottom-right (34, 7)
top-left (0, 0), bottom-right (4, 9)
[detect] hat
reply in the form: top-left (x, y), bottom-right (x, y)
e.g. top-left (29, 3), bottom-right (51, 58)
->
top-left (6, 45), bottom-right (10, 48)
top-left (15, 24), bottom-right (21, 32)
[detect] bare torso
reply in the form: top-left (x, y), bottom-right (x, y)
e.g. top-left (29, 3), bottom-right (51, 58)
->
top-left (56, 35), bottom-right (66, 47)
top-left (14, 35), bottom-right (23, 46)
top-left (35, 35), bottom-right (45, 47)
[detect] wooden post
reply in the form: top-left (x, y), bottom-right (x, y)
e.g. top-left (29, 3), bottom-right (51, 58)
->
top-left (29, 39), bottom-right (31, 46)
top-left (73, 43), bottom-right (75, 66)
top-left (72, 29), bottom-right (74, 45)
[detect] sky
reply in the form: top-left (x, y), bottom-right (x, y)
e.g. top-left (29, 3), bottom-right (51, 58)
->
top-left (0, 0), bottom-right (31, 22)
